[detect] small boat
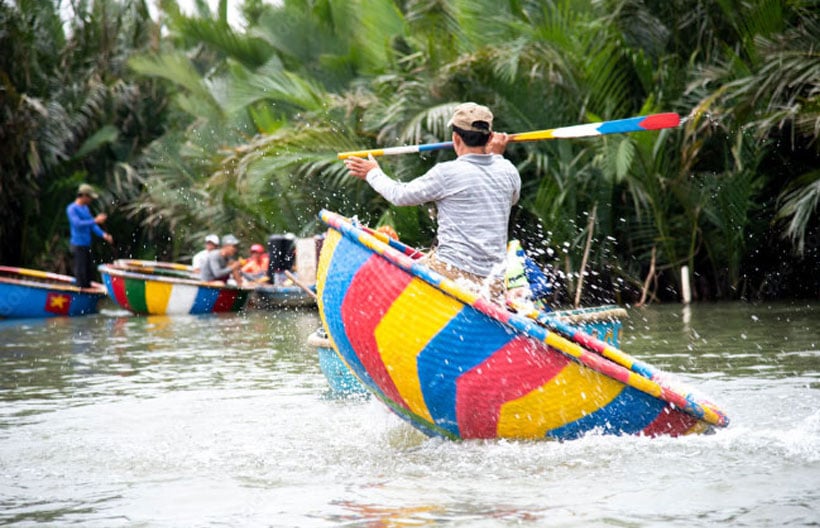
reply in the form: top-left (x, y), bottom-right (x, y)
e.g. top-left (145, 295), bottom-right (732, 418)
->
top-left (307, 328), bottom-right (370, 397)
top-left (98, 260), bottom-right (250, 315)
top-left (246, 235), bottom-right (320, 309)
top-left (316, 210), bottom-right (729, 441)
top-left (248, 281), bottom-right (316, 309)
top-left (0, 265), bottom-right (107, 318)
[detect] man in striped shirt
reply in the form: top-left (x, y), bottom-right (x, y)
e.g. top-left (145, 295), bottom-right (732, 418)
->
top-left (344, 102), bottom-right (521, 300)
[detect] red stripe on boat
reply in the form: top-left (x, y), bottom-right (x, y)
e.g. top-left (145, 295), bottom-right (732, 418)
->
top-left (641, 406), bottom-right (700, 437)
top-left (111, 275), bottom-right (132, 311)
top-left (639, 112), bottom-right (680, 130)
top-left (341, 255), bottom-right (413, 410)
top-left (456, 337), bottom-right (571, 438)
top-left (212, 288), bottom-right (237, 312)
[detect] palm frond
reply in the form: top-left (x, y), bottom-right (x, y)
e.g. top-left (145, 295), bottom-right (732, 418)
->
top-left (129, 51), bottom-right (225, 120)
top-left (775, 168), bottom-right (820, 255)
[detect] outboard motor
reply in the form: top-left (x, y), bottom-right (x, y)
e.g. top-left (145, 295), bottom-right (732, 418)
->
top-left (267, 233), bottom-right (296, 284)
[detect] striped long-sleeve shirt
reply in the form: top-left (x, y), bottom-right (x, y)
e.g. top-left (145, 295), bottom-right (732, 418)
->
top-left (366, 153), bottom-right (520, 277)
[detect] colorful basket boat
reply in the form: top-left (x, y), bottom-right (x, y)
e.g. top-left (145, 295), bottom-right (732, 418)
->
top-left (249, 283), bottom-right (316, 309)
top-left (316, 210), bottom-right (730, 441)
top-left (308, 305), bottom-right (626, 399)
top-left (0, 265), bottom-right (107, 318)
top-left (98, 260), bottom-right (249, 315)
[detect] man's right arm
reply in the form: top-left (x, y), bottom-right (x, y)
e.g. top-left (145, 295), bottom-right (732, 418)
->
top-left (366, 167), bottom-right (445, 206)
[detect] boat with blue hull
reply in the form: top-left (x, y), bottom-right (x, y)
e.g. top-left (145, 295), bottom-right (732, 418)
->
top-left (0, 266), bottom-right (107, 318)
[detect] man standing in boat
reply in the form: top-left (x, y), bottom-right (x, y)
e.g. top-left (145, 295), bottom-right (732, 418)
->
top-left (200, 234), bottom-right (244, 286)
top-left (66, 183), bottom-right (113, 288)
top-left (344, 102), bottom-right (520, 300)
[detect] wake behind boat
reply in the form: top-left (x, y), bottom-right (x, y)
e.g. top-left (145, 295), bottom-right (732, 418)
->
top-left (0, 265), bottom-right (107, 318)
top-left (316, 210), bottom-right (729, 441)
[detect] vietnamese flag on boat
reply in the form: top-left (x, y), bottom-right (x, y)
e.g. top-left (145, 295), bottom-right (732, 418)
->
top-left (45, 292), bottom-right (72, 315)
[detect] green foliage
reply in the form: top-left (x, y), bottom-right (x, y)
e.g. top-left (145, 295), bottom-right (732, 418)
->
top-left (0, 0), bottom-right (169, 268)
top-left (3, 0), bottom-right (817, 300)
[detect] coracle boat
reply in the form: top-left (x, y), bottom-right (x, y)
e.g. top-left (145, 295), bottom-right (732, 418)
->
top-left (0, 265), bottom-right (107, 318)
top-left (308, 305), bottom-right (626, 399)
top-left (316, 210), bottom-right (730, 441)
top-left (98, 260), bottom-right (250, 315)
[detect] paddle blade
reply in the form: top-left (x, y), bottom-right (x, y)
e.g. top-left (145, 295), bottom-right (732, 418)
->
top-left (512, 113), bottom-right (681, 143)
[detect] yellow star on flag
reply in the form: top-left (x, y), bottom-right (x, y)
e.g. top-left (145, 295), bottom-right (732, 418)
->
top-left (49, 295), bottom-right (68, 309)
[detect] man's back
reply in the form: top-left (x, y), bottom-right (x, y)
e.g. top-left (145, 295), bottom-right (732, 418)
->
top-left (430, 154), bottom-right (520, 277)
top-left (366, 153), bottom-right (520, 276)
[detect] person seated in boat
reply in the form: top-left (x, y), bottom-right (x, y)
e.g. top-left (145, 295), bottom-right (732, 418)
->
top-left (344, 102), bottom-right (521, 302)
top-left (192, 234), bottom-right (219, 275)
top-left (200, 234), bottom-right (243, 286)
top-left (241, 243), bottom-right (270, 283)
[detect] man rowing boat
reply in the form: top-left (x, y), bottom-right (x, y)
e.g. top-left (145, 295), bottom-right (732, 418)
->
top-left (344, 102), bottom-right (521, 301)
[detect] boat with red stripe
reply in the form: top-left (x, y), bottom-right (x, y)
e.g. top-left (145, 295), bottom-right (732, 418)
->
top-left (316, 210), bottom-right (729, 441)
top-left (98, 260), bottom-right (249, 315)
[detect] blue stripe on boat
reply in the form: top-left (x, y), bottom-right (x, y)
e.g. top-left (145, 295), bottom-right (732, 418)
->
top-left (101, 274), bottom-right (116, 302)
top-left (417, 307), bottom-right (514, 436)
top-left (190, 288), bottom-right (219, 314)
top-left (546, 385), bottom-right (665, 440)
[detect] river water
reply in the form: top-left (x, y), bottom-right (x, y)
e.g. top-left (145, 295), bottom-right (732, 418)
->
top-left (0, 301), bottom-right (817, 527)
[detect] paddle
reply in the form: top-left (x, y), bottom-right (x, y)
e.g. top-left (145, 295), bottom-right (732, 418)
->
top-left (337, 112), bottom-right (680, 159)
top-left (284, 270), bottom-right (317, 300)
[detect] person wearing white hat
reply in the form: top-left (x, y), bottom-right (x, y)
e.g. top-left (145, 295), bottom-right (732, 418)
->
top-left (66, 183), bottom-right (113, 288)
top-left (200, 234), bottom-right (243, 285)
top-left (344, 102), bottom-right (521, 301)
top-left (192, 233), bottom-right (220, 274)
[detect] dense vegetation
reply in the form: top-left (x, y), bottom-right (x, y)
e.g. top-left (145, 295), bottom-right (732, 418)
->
top-left (1, 0), bottom-right (817, 303)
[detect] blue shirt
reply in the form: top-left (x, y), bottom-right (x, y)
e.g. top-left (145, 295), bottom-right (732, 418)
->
top-left (66, 202), bottom-right (105, 246)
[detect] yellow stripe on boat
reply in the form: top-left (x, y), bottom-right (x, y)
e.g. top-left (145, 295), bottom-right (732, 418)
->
top-left (375, 278), bottom-right (462, 422)
top-left (145, 280), bottom-right (172, 314)
top-left (316, 229), bottom-right (342, 316)
top-left (497, 363), bottom-right (624, 438)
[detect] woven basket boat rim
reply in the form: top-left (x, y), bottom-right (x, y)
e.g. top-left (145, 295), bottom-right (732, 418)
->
top-left (317, 209), bottom-right (729, 428)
